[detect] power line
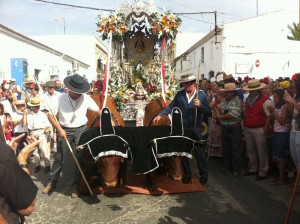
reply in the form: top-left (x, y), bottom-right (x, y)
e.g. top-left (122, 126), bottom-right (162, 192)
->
top-left (32, 0), bottom-right (215, 25)
top-left (33, 0), bottom-right (114, 12)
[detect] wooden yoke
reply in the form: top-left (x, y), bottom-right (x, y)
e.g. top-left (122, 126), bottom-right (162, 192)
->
top-left (87, 93), bottom-right (125, 128)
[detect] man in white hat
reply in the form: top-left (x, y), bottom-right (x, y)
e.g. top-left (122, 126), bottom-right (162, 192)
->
top-left (214, 83), bottom-right (243, 176)
top-left (9, 78), bottom-right (21, 98)
top-left (12, 100), bottom-right (28, 155)
top-left (153, 73), bottom-right (211, 185)
top-left (26, 98), bottom-right (51, 174)
top-left (42, 74), bottom-right (101, 198)
top-left (21, 77), bottom-right (35, 102)
top-left (243, 79), bottom-right (273, 180)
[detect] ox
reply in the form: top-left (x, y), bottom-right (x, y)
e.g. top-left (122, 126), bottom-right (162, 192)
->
top-left (143, 97), bottom-right (184, 188)
top-left (79, 94), bottom-right (127, 194)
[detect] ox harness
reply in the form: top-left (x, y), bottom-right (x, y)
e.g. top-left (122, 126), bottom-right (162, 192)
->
top-left (78, 107), bottom-right (201, 174)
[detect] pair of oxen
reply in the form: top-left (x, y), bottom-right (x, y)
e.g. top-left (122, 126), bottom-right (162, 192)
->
top-left (79, 94), bottom-right (191, 194)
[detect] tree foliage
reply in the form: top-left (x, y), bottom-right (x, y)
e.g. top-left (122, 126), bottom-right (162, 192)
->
top-left (287, 22), bottom-right (300, 41)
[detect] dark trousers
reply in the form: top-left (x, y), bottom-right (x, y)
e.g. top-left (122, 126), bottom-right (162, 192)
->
top-left (48, 125), bottom-right (86, 187)
top-left (182, 143), bottom-right (208, 179)
top-left (221, 124), bottom-right (243, 171)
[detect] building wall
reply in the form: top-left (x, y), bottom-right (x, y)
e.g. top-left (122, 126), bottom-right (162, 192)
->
top-left (174, 11), bottom-right (300, 81)
top-left (32, 35), bottom-right (108, 82)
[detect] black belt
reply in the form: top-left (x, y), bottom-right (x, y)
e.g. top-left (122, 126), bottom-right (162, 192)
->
top-left (61, 125), bottom-right (85, 129)
top-left (29, 128), bottom-right (44, 131)
top-left (221, 122), bottom-right (241, 127)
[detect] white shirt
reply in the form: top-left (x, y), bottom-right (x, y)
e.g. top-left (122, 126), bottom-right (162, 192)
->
top-left (27, 110), bottom-right (50, 130)
top-left (0, 99), bottom-right (13, 115)
top-left (57, 93), bottom-right (99, 128)
top-left (43, 91), bottom-right (61, 115)
top-left (12, 111), bottom-right (28, 133)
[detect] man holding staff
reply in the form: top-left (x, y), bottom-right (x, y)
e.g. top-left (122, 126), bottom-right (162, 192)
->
top-left (42, 74), bottom-right (101, 198)
top-left (153, 73), bottom-right (211, 185)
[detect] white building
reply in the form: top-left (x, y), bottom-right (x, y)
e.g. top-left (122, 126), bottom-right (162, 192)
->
top-left (32, 35), bottom-right (108, 82)
top-left (0, 24), bottom-right (107, 87)
top-left (175, 11), bottom-right (300, 80)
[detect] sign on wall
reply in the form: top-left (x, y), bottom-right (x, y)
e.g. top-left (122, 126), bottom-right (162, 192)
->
top-left (235, 63), bottom-right (249, 74)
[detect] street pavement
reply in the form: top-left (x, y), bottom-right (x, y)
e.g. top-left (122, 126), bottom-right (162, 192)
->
top-left (26, 157), bottom-right (300, 224)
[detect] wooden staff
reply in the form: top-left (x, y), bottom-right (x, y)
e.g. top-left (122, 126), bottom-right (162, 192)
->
top-left (32, 75), bottom-right (94, 197)
top-left (285, 167), bottom-right (300, 223)
top-left (194, 61), bottom-right (201, 128)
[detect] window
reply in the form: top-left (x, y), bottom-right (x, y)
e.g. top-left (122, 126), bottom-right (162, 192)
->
top-left (201, 47), bottom-right (204, 63)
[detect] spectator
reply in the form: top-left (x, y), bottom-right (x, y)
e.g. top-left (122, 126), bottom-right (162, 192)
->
top-left (267, 88), bottom-right (290, 185)
top-left (12, 100), bottom-right (28, 156)
top-left (243, 79), bottom-right (273, 180)
top-left (284, 75), bottom-right (300, 190)
top-left (215, 83), bottom-right (243, 176)
top-left (26, 98), bottom-right (51, 173)
top-left (0, 135), bottom-right (39, 224)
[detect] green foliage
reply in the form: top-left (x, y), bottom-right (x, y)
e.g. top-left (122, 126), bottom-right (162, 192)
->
top-left (287, 22), bottom-right (300, 41)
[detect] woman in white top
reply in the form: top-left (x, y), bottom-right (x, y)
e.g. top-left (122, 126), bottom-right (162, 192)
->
top-left (268, 89), bottom-right (291, 185)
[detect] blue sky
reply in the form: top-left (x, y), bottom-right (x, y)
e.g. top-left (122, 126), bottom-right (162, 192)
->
top-left (0, 0), bottom-right (298, 37)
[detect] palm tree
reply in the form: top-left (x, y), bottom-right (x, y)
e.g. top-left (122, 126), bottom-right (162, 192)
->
top-left (287, 22), bottom-right (300, 41)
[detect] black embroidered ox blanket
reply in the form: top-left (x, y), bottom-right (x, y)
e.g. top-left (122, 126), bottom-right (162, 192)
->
top-left (78, 126), bottom-right (200, 174)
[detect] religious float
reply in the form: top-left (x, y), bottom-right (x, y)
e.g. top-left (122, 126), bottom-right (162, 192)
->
top-left (96, 0), bottom-right (182, 125)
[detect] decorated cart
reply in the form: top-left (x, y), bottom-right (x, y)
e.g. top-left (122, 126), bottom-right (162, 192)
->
top-left (96, 0), bottom-right (182, 125)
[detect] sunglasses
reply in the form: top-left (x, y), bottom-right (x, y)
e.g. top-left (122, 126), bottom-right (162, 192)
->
top-left (48, 86), bottom-right (55, 89)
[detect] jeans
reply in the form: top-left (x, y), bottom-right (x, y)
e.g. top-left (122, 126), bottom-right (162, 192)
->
top-left (48, 125), bottom-right (86, 187)
top-left (272, 132), bottom-right (289, 161)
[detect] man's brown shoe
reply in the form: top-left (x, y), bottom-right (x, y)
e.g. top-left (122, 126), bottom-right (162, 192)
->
top-left (42, 184), bottom-right (55, 194)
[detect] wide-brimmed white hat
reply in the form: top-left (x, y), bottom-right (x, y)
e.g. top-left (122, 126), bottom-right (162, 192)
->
top-left (27, 98), bottom-right (43, 107)
top-left (15, 100), bottom-right (26, 105)
top-left (243, 79), bottom-right (266, 91)
top-left (178, 74), bottom-right (196, 83)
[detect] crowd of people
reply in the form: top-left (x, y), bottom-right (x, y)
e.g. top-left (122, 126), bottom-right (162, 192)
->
top-left (1, 72), bottom-right (300, 223)
top-left (199, 72), bottom-right (300, 188)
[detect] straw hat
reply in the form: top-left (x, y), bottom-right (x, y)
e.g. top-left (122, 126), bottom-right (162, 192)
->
top-left (23, 77), bottom-right (34, 84)
top-left (15, 100), bottom-right (26, 106)
top-left (178, 74), bottom-right (196, 83)
top-left (27, 98), bottom-right (43, 107)
top-left (243, 79), bottom-right (266, 91)
top-left (223, 74), bottom-right (234, 82)
top-left (219, 83), bottom-right (240, 91)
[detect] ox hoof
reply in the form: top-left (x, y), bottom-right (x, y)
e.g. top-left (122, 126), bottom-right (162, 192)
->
top-left (182, 175), bottom-right (192, 184)
top-left (146, 185), bottom-right (155, 192)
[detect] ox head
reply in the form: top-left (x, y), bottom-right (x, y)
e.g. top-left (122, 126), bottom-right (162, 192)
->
top-left (96, 155), bottom-right (126, 187)
top-left (167, 156), bottom-right (183, 181)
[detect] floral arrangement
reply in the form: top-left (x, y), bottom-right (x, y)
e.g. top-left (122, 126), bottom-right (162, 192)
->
top-left (148, 11), bottom-right (182, 40)
top-left (108, 79), bottom-right (129, 110)
top-left (96, 13), bottom-right (129, 41)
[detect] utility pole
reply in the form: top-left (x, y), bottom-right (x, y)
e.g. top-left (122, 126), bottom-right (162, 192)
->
top-left (256, 0), bottom-right (258, 16)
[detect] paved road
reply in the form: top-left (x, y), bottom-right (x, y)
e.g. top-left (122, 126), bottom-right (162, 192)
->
top-left (26, 157), bottom-right (300, 224)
